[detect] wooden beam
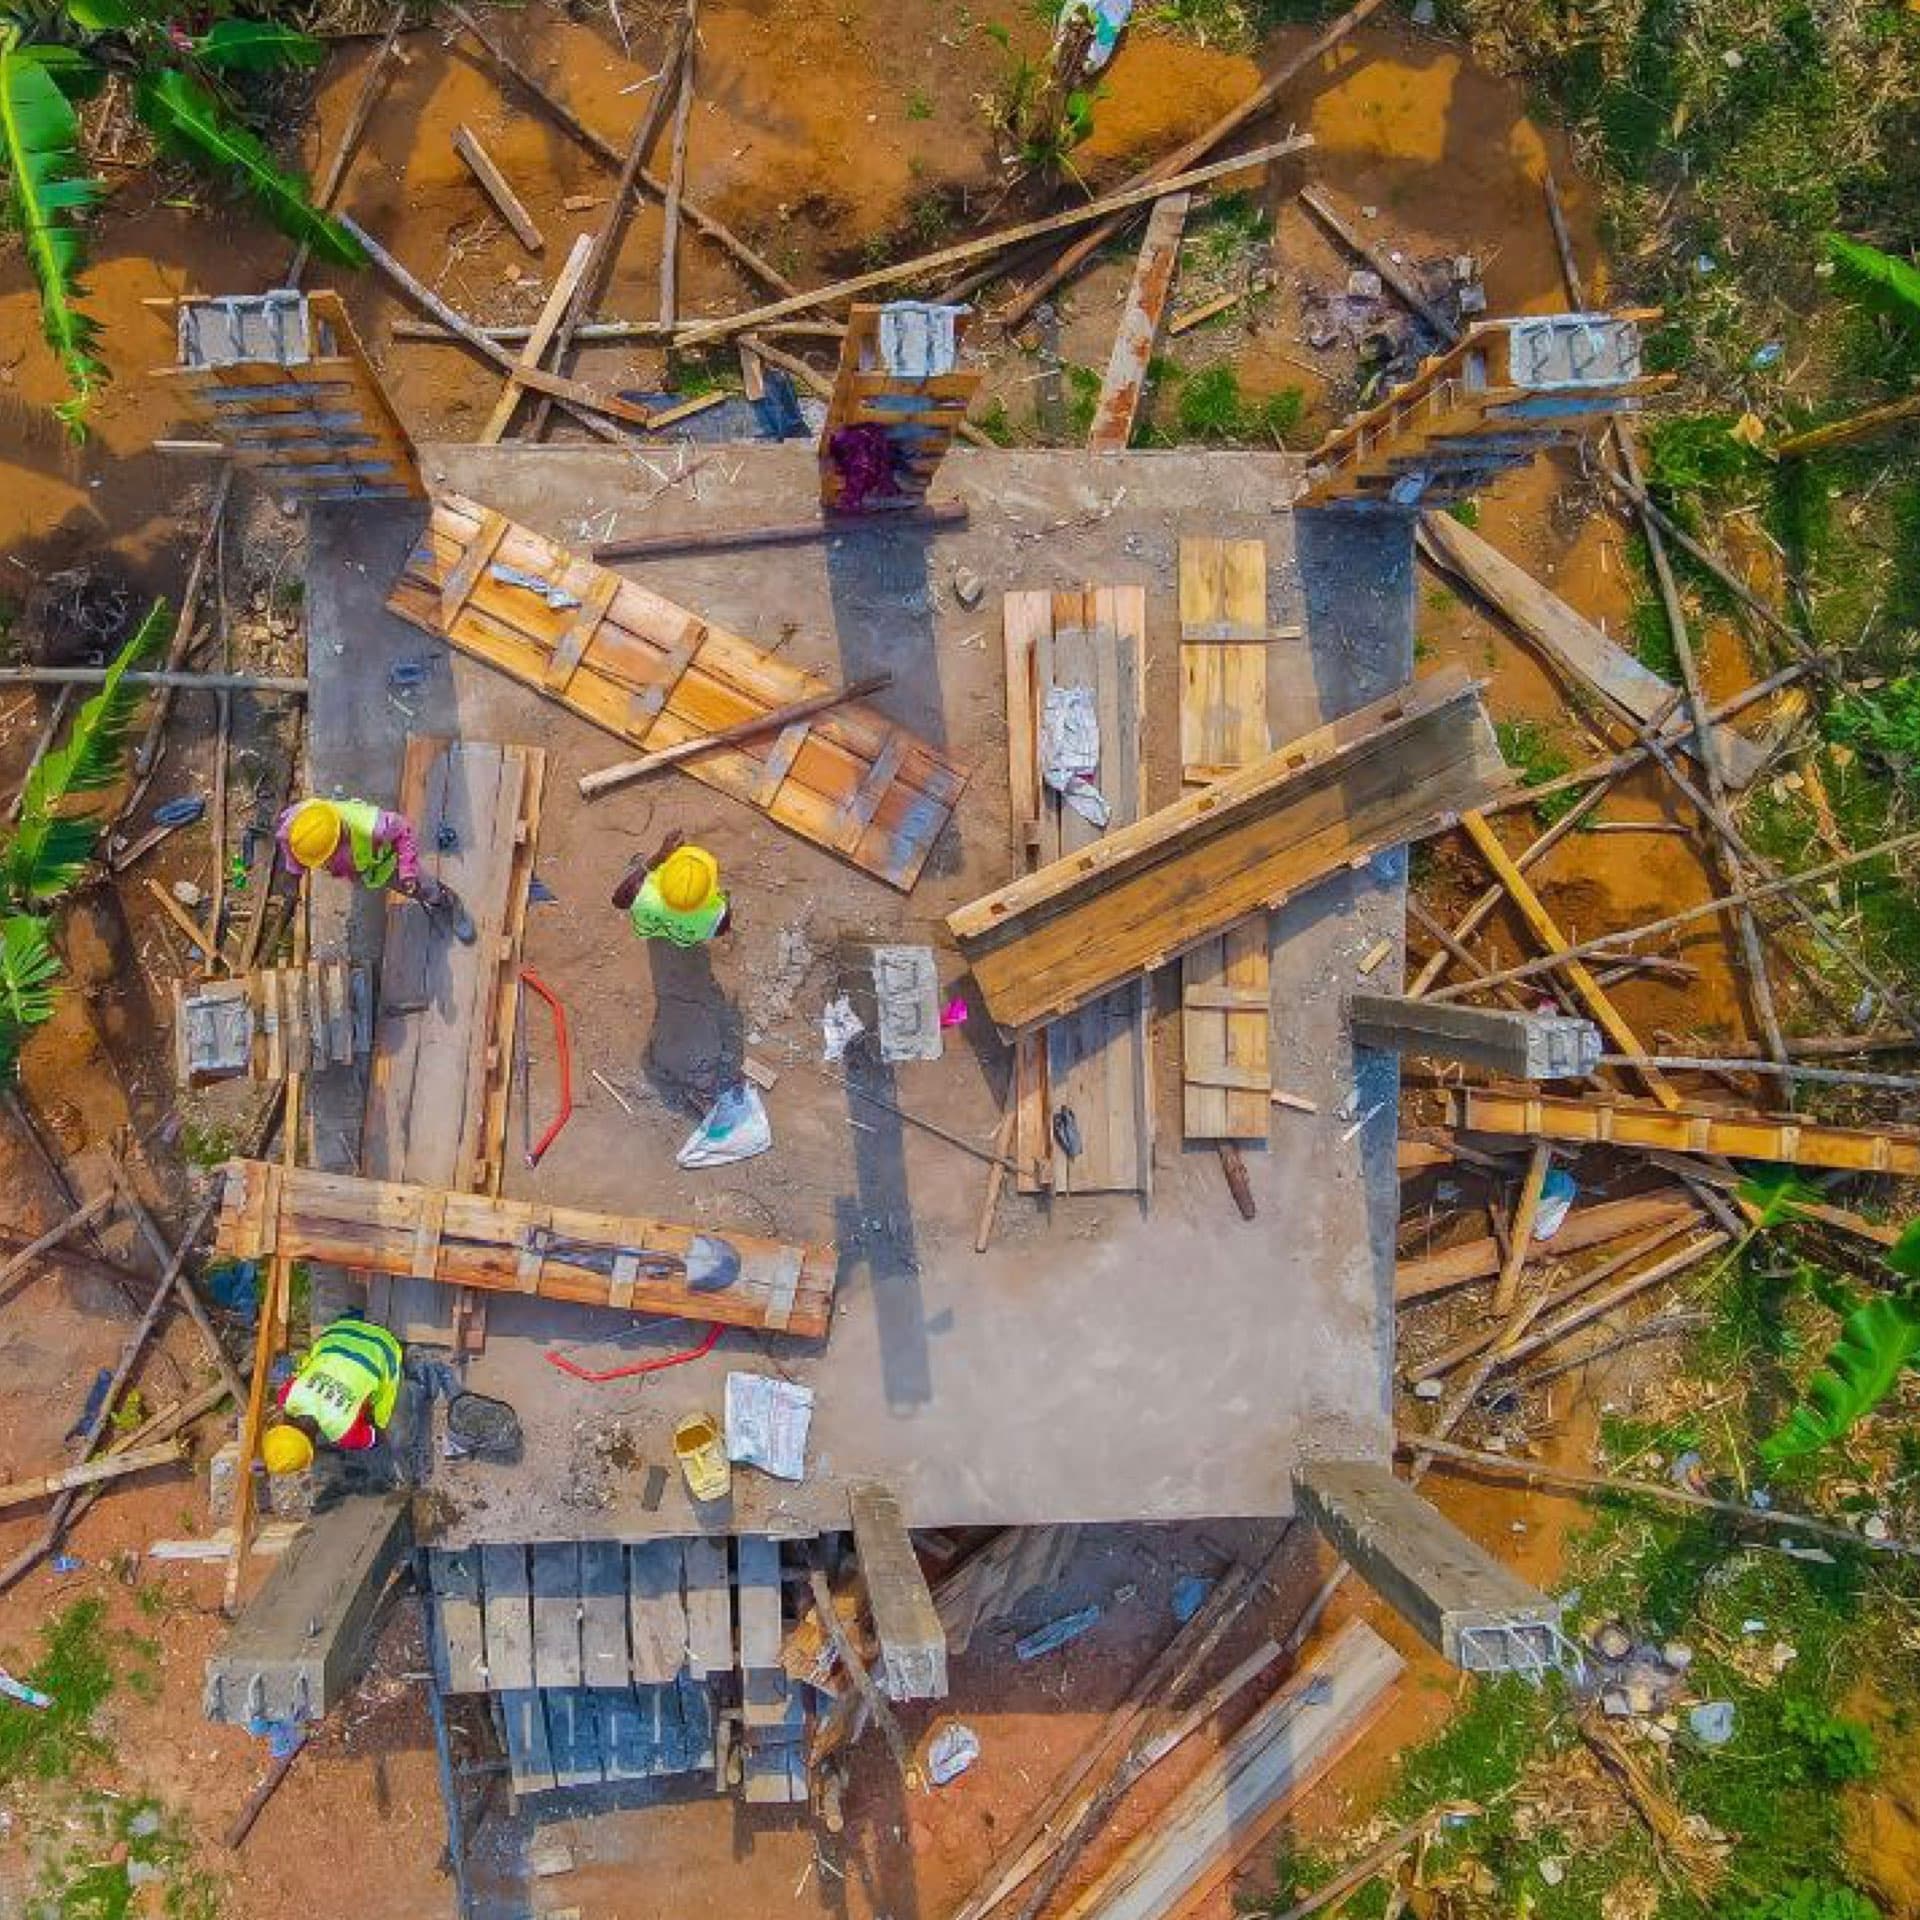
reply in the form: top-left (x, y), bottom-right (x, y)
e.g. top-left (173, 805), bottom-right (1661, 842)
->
top-left (214, 1159), bottom-right (839, 1339)
top-left (1490, 1141), bottom-right (1552, 1315)
top-left (1396, 1191), bottom-right (1699, 1302)
top-left (658, 0), bottom-right (698, 326)
top-left (479, 232), bottom-right (594, 445)
top-left (453, 123), bottom-right (546, 253)
top-left (1460, 811), bottom-right (1681, 1110)
top-left (1454, 1084), bottom-right (1920, 1178)
top-left (953, 667), bottom-right (1508, 1033)
top-left (591, 499), bottom-right (968, 563)
top-left (1775, 390), bottom-right (1920, 460)
top-left (288, 2), bottom-right (406, 284)
top-left (1087, 193), bottom-right (1189, 452)
top-left (0, 1441), bottom-right (186, 1513)
top-left (673, 133), bottom-right (1315, 348)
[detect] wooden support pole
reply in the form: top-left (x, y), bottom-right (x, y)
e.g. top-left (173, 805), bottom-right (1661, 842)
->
top-left (591, 500), bottom-right (967, 564)
top-left (0, 666), bottom-right (307, 694)
top-left (0, 1191), bottom-right (116, 1301)
top-left (0, 1442), bottom-right (186, 1513)
top-left (658, 0), bottom-right (698, 328)
top-left (1087, 193), bottom-right (1189, 451)
top-left (1460, 812), bottom-right (1683, 1109)
top-left (1775, 391), bottom-right (1920, 460)
top-left (479, 232), bottom-right (594, 445)
top-left (673, 133), bottom-right (1316, 348)
top-left (288, 3), bottom-right (406, 285)
top-left (1490, 1141), bottom-right (1552, 1315)
top-left (128, 467), bottom-right (233, 782)
top-left (454, 123), bottom-right (545, 253)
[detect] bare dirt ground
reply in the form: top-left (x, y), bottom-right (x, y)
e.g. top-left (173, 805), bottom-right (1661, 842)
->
top-left (0, 3), bottom-right (1783, 1916)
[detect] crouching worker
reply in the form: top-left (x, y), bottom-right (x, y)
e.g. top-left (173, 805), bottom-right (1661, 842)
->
top-left (612, 832), bottom-right (732, 947)
top-left (261, 1312), bottom-right (406, 1477)
top-left (278, 795), bottom-right (476, 945)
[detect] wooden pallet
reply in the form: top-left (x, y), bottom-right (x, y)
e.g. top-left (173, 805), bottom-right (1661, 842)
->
top-left (496, 1679), bottom-right (716, 1798)
top-left (360, 737), bottom-right (544, 1352)
top-left (215, 1159), bottom-right (839, 1339)
top-left (1455, 1085), bottom-right (1920, 1177)
top-left (1178, 539), bottom-right (1274, 1140)
top-left (818, 303), bottom-right (983, 512)
top-left (1004, 589), bottom-right (1153, 1195)
top-left (389, 494), bottom-right (967, 891)
top-left (151, 291), bottom-right (422, 502)
top-left (173, 959), bottom-right (371, 1087)
top-left (953, 667), bottom-right (1511, 1034)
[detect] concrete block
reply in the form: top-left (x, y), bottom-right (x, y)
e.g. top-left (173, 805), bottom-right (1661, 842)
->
top-left (1293, 1459), bottom-right (1563, 1673)
top-left (203, 1492), bottom-right (411, 1724)
top-left (1348, 992), bottom-right (1600, 1079)
top-left (849, 1482), bottom-right (948, 1701)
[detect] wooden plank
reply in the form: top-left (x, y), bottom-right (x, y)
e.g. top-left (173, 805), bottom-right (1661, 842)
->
top-left (429, 1549), bottom-right (489, 1693)
top-left (1042, 591), bottom-right (1153, 1195)
top-left (498, 1690), bottom-right (556, 1794)
top-left (1396, 1191), bottom-right (1699, 1301)
top-left (683, 1534), bottom-right (733, 1678)
top-left (391, 496), bottom-right (968, 892)
top-left (1491, 1140), bottom-right (1552, 1315)
top-left (480, 231), bottom-right (595, 444)
top-left (953, 668), bottom-right (1509, 1032)
top-left (1418, 510), bottom-right (1764, 788)
top-left (1460, 811), bottom-right (1681, 1111)
top-left (628, 1540), bottom-right (689, 1684)
top-left (734, 1535), bottom-right (784, 1671)
top-left (1179, 538), bottom-right (1272, 1139)
top-left (1053, 1620), bottom-right (1404, 1920)
top-left (530, 1542), bottom-right (583, 1689)
top-left (1088, 194), bottom-right (1189, 452)
top-left (453, 122), bottom-right (545, 253)
top-left (479, 1544), bottom-right (535, 1690)
top-left (1455, 1085), bottom-right (1920, 1178)
top-left (545, 1688), bottom-right (605, 1789)
top-left (216, 1160), bottom-right (839, 1340)
top-left (1004, 591), bottom-right (1055, 1194)
top-left (579, 1542), bottom-right (630, 1689)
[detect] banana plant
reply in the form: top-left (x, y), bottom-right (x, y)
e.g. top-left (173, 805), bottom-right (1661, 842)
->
top-left (0, 5), bottom-right (364, 434)
top-left (1826, 234), bottom-right (1920, 333)
top-left (1759, 1220), bottom-right (1920, 1465)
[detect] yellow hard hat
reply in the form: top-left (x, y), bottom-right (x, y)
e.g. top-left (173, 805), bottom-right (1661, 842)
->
top-left (287, 799), bottom-right (342, 869)
top-left (657, 844), bottom-right (720, 913)
top-left (262, 1422), bottom-right (315, 1476)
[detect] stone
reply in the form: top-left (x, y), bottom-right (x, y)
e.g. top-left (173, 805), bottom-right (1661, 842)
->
top-left (208, 1440), bottom-right (242, 1522)
top-left (1593, 1621), bottom-right (1632, 1661)
top-left (952, 566), bottom-right (986, 610)
top-left (1346, 269), bottom-right (1384, 301)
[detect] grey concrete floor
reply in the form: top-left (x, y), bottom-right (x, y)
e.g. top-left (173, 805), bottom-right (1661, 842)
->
top-left (303, 445), bottom-right (1413, 1541)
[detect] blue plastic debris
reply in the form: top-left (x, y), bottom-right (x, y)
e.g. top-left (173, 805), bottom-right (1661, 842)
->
top-left (152, 796), bottom-right (206, 828)
top-left (49, 1555), bottom-right (83, 1575)
top-left (435, 822), bottom-right (459, 853)
top-left (529, 876), bottom-right (557, 904)
top-left (247, 1715), bottom-right (307, 1759)
top-left (205, 1260), bottom-right (261, 1326)
top-left (389, 659), bottom-right (431, 691)
top-left (65, 1368), bottom-right (112, 1441)
top-left (1171, 1575), bottom-right (1212, 1624)
top-left (1015, 1606), bottom-right (1101, 1661)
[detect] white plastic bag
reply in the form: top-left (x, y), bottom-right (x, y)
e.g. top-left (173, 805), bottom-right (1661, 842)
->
top-left (677, 1083), bottom-right (772, 1169)
top-left (725, 1372), bottom-right (814, 1480)
top-left (1041, 685), bottom-right (1110, 827)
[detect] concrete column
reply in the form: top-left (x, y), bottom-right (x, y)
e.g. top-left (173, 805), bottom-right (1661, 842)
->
top-left (850, 1483), bottom-right (949, 1701)
top-left (1348, 992), bottom-right (1600, 1079)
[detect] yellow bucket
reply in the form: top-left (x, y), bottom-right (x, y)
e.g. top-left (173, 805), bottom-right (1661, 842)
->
top-left (674, 1411), bottom-right (731, 1503)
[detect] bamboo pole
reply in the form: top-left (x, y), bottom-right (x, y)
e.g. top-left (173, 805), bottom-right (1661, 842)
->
top-left (0, 1443), bottom-right (186, 1514)
top-left (1775, 391), bottom-right (1920, 460)
top-left (0, 666), bottom-right (308, 694)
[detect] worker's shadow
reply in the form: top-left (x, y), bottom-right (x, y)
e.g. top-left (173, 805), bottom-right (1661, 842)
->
top-left (640, 940), bottom-right (744, 1112)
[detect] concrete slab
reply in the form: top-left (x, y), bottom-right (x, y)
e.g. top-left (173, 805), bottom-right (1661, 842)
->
top-left (304, 445), bottom-right (1413, 1540)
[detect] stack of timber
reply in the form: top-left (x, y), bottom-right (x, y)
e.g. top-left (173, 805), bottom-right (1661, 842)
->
top-left (735, 1534), bottom-right (807, 1803)
top-left (1455, 1086), bottom-right (1920, 1176)
top-left (1178, 538), bottom-right (1281, 1139)
top-left (1003, 588), bottom-right (1153, 1195)
top-left (1051, 1620), bottom-right (1404, 1920)
top-left (174, 961), bottom-right (371, 1087)
top-left (818, 302), bottom-right (983, 511)
top-left (390, 494), bottom-right (967, 890)
top-left (215, 1161), bottom-right (838, 1340)
top-left (952, 666), bottom-right (1511, 1034)
top-left (1302, 312), bottom-right (1665, 510)
top-left (360, 736), bottom-right (544, 1350)
top-left (152, 291), bottom-right (422, 502)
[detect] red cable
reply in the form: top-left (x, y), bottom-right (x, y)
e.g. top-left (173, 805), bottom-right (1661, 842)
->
top-left (519, 967), bottom-right (573, 1166)
top-left (543, 1319), bottom-right (723, 1382)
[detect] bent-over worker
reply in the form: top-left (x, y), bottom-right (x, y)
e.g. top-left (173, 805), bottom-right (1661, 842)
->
top-left (262, 1312), bottom-right (405, 1475)
top-left (613, 831), bottom-right (732, 947)
top-left (278, 795), bottom-right (476, 944)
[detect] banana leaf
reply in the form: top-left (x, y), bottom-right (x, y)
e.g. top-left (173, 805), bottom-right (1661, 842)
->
top-left (132, 68), bottom-right (364, 266)
top-left (5, 601), bottom-right (165, 905)
top-left (192, 21), bottom-right (326, 71)
top-left (0, 913), bottom-right (61, 1080)
top-left (0, 36), bottom-right (106, 429)
top-left (1827, 235), bottom-right (1920, 333)
top-left (1759, 1287), bottom-right (1920, 1465)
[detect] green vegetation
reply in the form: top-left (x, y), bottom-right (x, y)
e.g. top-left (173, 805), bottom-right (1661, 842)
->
top-left (36, 1794), bottom-right (219, 1920)
top-left (0, 9), bottom-right (358, 432)
top-left (1145, 0), bottom-right (1334, 52)
top-left (1156, 363), bottom-right (1303, 445)
top-left (0, 1598), bottom-right (120, 1785)
top-left (1494, 715), bottom-right (1583, 823)
top-left (904, 85), bottom-right (934, 120)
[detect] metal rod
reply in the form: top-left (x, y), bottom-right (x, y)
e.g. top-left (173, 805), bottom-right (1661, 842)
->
top-left (0, 667), bottom-right (307, 693)
top-left (1596, 1052), bottom-right (1920, 1092)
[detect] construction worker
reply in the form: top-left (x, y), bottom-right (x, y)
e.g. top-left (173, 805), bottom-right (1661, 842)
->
top-left (261, 1311), bottom-right (405, 1476)
top-left (277, 795), bottom-right (476, 944)
top-left (612, 830), bottom-right (732, 947)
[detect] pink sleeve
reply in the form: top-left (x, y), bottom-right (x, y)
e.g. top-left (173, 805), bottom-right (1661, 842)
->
top-left (376, 810), bottom-right (423, 887)
top-left (274, 809), bottom-right (302, 876)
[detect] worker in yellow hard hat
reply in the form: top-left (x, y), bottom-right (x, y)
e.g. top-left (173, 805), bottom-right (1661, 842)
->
top-left (277, 795), bottom-right (475, 945)
top-left (612, 831), bottom-right (732, 947)
top-left (262, 1312), bottom-right (406, 1474)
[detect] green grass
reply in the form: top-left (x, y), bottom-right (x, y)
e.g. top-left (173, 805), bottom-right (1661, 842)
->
top-left (1165, 364), bottom-right (1305, 446)
top-left (0, 1599), bottom-right (121, 1786)
top-left (1494, 716), bottom-right (1584, 824)
top-left (974, 396), bottom-right (1018, 446)
top-left (37, 1795), bottom-right (219, 1920)
top-left (905, 86), bottom-right (934, 120)
top-left (1064, 362), bottom-right (1102, 439)
top-left (1145, 0), bottom-right (1336, 51)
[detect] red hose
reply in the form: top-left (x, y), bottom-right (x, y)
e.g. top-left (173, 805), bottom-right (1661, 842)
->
top-left (519, 968), bottom-right (573, 1167)
top-left (544, 1319), bottom-right (723, 1383)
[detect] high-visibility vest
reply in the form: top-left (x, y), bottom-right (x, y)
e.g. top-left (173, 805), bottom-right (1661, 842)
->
top-left (628, 869), bottom-right (727, 947)
top-left (284, 1317), bottom-right (404, 1443)
top-left (335, 799), bottom-right (398, 890)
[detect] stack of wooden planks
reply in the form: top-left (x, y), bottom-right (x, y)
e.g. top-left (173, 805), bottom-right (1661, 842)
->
top-left (1177, 538), bottom-right (1283, 1139)
top-left (953, 666), bottom-right (1512, 1034)
top-left (1003, 588), bottom-right (1153, 1195)
top-left (173, 960), bottom-right (371, 1087)
top-left (215, 1160), bottom-right (839, 1340)
top-left (389, 494), bottom-right (968, 890)
top-left (360, 736), bottom-right (544, 1351)
top-left (817, 302), bottom-right (984, 510)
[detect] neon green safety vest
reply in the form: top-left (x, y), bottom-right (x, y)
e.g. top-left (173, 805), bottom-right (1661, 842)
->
top-left (285, 1317), bottom-right (404, 1443)
top-left (628, 870), bottom-right (728, 947)
top-left (334, 798), bottom-right (398, 890)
